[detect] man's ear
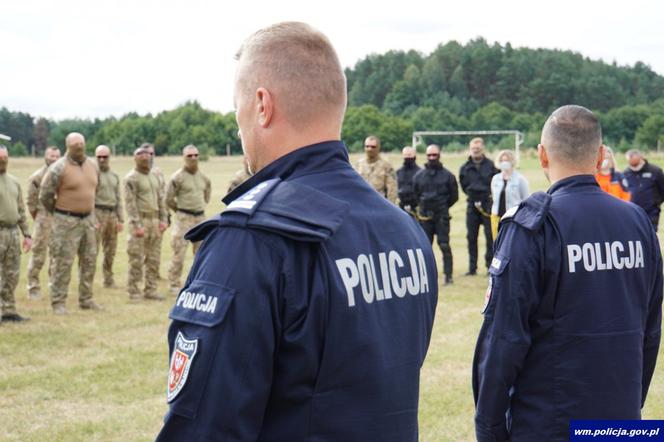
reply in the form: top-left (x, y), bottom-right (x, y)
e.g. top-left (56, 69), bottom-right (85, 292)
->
top-left (537, 144), bottom-right (549, 169)
top-left (256, 87), bottom-right (273, 128)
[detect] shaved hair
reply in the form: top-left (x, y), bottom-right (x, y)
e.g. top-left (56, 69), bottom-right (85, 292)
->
top-left (182, 144), bottom-right (198, 154)
top-left (95, 145), bottom-right (110, 155)
top-left (402, 146), bottom-right (416, 157)
top-left (365, 135), bottom-right (381, 148)
top-left (0, 145), bottom-right (7, 155)
top-left (66, 132), bottom-right (85, 147)
top-left (235, 21), bottom-right (347, 129)
top-left (426, 144), bottom-right (441, 154)
top-left (542, 105), bottom-right (602, 166)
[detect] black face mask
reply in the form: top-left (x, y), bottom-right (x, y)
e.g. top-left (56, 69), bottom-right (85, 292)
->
top-left (404, 158), bottom-right (416, 166)
top-left (427, 159), bottom-right (441, 168)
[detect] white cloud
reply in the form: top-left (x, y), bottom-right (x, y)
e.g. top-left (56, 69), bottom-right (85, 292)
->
top-left (1, 0), bottom-right (663, 119)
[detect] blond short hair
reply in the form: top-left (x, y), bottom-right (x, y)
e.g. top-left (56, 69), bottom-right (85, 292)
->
top-left (235, 22), bottom-right (347, 129)
top-left (470, 137), bottom-right (484, 146)
top-left (495, 150), bottom-right (516, 167)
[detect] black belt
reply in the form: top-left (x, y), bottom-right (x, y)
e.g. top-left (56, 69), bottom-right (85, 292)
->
top-left (177, 208), bottom-right (204, 216)
top-left (0, 222), bottom-right (17, 229)
top-left (95, 204), bottom-right (116, 211)
top-left (55, 208), bottom-right (91, 218)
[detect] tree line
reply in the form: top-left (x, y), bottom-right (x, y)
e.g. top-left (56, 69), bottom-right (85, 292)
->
top-left (2, 38), bottom-right (664, 156)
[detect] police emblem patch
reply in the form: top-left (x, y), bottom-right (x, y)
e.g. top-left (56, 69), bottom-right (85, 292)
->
top-left (167, 332), bottom-right (198, 402)
top-left (482, 277), bottom-right (493, 314)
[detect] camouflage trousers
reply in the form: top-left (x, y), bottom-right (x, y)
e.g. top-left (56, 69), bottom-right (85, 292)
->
top-left (127, 217), bottom-right (162, 299)
top-left (49, 212), bottom-right (97, 307)
top-left (0, 227), bottom-right (21, 315)
top-left (168, 211), bottom-right (204, 290)
top-left (95, 209), bottom-right (119, 286)
top-left (26, 211), bottom-right (53, 296)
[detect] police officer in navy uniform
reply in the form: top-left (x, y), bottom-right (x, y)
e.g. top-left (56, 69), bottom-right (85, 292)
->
top-left (156, 22), bottom-right (438, 442)
top-left (473, 105), bottom-right (663, 441)
top-left (624, 149), bottom-right (664, 229)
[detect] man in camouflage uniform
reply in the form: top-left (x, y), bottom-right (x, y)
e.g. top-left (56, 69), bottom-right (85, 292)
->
top-left (165, 144), bottom-right (211, 294)
top-left (124, 146), bottom-right (168, 301)
top-left (0, 146), bottom-right (33, 323)
top-left (94, 145), bottom-right (124, 288)
top-left (227, 156), bottom-right (252, 193)
top-left (355, 135), bottom-right (398, 203)
top-left (39, 133), bottom-right (101, 314)
top-left (144, 143), bottom-right (167, 279)
top-left (26, 146), bottom-right (61, 299)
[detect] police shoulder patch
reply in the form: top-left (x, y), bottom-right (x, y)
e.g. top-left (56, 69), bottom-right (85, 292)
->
top-left (225, 178), bottom-right (281, 215)
top-left (501, 205), bottom-right (518, 221)
top-left (167, 331), bottom-right (199, 402)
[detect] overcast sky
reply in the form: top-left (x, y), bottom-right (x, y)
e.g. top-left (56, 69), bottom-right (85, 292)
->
top-left (2, 0), bottom-right (663, 120)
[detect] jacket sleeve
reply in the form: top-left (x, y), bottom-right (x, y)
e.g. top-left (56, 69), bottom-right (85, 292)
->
top-left (26, 173), bottom-right (40, 216)
top-left (655, 167), bottom-right (664, 205)
top-left (642, 227), bottom-right (663, 407)
top-left (459, 164), bottom-right (468, 194)
top-left (38, 167), bottom-right (59, 213)
top-left (385, 165), bottom-right (398, 204)
top-left (449, 173), bottom-right (459, 207)
top-left (123, 176), bottom-right (142, 229)
top-left (16, 181), bottom-right (30, 237)
top-left (114, 174), bottom-right (124, 223)
top-left (158, 175), bottom-right (168, 223)
top-left (519, 175), bottom-right (530, 201)
top-left (156, 226), bottom-right (282, 441)
top-left (204, 175), bottom-right (212, 205)
top-left (165, 173), bottom-right (179, 212)
top-left (472, 222), bottom-right (541, 442)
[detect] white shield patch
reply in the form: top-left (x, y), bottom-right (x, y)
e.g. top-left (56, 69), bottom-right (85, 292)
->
top-left (167, 331), bottom-right (199, 402)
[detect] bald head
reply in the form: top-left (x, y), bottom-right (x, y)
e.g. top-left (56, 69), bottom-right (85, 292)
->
top-left (426, 144), bottom-right (441, 155)
top-left (541, 105), bottom-right (602, 168)
top-left (402, 146), bottom-right (416, 159)
top-left (235, 21), bottom-right (346, 129)
top-left (95, 145), bottom-right (110, 156)
top-left (65, 132), bottom-right (86, 162)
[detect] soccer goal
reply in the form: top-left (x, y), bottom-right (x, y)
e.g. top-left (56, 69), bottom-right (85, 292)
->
top-left (411, 130), bottom-right (525, 160)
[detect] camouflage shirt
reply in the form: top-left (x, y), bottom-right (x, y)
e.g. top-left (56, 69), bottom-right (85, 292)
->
top-left (27, 164), bottom-right (48, 215)
top-left (124, 168), bottom-right (167, 228)
top-left (355, 155), bottom-right (398, 203)
top-left (227, 168), bottom-right (251, 194)
top-left (166, 168), bottom-right (211, 213)
top-left (0, 173), bottom-right (30, 236)
top-left (96, 169), bottom-right (124, 222)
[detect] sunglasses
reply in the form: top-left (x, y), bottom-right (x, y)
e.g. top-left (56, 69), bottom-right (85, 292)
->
top-left (186, 154), bottom-right (199, 158)
top-left (427, 154), bottom-right (440, 157)
top-left (96, 155), bottom-right (109, 159)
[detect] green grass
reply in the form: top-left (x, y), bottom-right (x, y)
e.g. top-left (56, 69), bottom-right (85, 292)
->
top-left (1, 151), bottom-right (663, 441)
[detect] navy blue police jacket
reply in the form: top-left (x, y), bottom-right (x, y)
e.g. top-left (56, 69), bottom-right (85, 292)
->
top-left (472, 175), bottom-right (663, 442)
top-left (156, 141), bottom-right (438, 442)
top-left (623, 161), bottom-right (664, 225)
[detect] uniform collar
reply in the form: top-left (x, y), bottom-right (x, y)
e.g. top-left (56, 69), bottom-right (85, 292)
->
top-left (223, 140), bottom-right (349, 204)
top-left (547, 174), bottom-right (600, 195)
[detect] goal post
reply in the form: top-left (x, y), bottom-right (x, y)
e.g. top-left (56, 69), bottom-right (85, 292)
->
top-left (411, 130), bottom-right (525, 161)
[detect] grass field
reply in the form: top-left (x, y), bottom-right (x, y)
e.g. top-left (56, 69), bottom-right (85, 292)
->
top-left (1, 150), bottom-right (664, 441)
